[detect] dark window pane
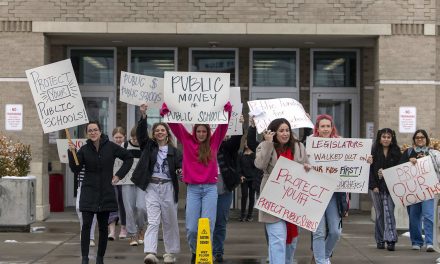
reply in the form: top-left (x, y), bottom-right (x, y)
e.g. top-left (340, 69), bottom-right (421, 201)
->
top-left (191, 50), bottom-right (236, 86)
top-left (70, 49), bottom-right (114, 85)
top-left (131, 50), bottom-right (175, 77)
top-left (314, 51), bottom-right (356, 87)
top-left (252, 51), bottom-right (296, 87)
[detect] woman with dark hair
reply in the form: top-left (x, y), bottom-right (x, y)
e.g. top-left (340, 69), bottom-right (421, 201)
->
top-left (68, 121), bottom-right (133, 264)
top-left (311, 114), bottom-right (346, 264)
top-left (132, 104), bottom-right (182, 264)
top-left (369, 128), bottom-right (401, 251)
top-left (400, 129), bottom-right (435, 252)
top-left (255, 118), bottom-right (310, 264)
top-left (160, 102), bottom-right (232, 263)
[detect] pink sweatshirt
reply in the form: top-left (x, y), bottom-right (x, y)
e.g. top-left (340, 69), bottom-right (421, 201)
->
top-left (162, 103), bottom-right (232, 184)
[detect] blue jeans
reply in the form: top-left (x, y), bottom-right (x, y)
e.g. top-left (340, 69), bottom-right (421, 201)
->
top-left (312, 194), bottom-right (342, 264)
top-left (407, 198), bottom-right (434, 246)
top-left (266, 221), bottom-right (298, 264)
top-left (186, 184), bottom-right (218, 253)
top-left (213, 191), bottom-right (233, 256)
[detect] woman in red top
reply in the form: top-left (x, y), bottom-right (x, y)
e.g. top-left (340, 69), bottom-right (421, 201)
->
top-left (255, 118), bottom-right (310, 264)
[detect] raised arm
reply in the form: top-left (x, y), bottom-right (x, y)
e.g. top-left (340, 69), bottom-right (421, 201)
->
top-left (137, 104), bottom-right (153, 150)
top-left (211, 102), bottom-right (233, 147)
top-left (160, 102), bottom-right (191, 143)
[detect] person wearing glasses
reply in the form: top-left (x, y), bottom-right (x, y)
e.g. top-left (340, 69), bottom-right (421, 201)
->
top-left (400, 129), bottom-right (436, 252)
top-left (68, 121), bottom-right (133, 264)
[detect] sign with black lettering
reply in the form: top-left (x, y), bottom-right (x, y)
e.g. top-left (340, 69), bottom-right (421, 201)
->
top-left (163, 71), bottom-right (230, 124)
top-left (306, 137), bottom-right (372, 193)
top-left (25, 59), bottom-right (88, 133)
top-left (120, 71), bottom-right (164, 107)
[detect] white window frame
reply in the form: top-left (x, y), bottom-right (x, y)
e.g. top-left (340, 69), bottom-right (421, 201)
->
top-left (188, 48), bottom-right (239, 86)
top-left (126, 47), bottom-right (178, 131)
top-left (249, 48), bottom-right (300, 100)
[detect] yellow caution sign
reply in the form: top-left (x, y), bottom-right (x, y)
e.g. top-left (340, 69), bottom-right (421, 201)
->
top-left (195, 218), bottom-right (213, 264)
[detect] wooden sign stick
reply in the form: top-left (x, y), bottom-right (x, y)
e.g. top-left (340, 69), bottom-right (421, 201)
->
top-left (65, 128), bottom-right (79, 165)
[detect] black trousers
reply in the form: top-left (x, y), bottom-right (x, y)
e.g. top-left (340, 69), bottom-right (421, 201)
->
top-left (81, 211), bottom-right (110, 258)
top-left (240, 181), bottom-right (256, 217)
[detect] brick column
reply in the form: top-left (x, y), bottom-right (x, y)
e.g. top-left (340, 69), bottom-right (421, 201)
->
top-left (0, 31), bottom-right (50, 221)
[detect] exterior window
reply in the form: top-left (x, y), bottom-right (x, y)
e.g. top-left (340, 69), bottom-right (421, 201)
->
top-left (191, 50), bottom-right (237, 86)
top-left (129, 49), bottom-right (176, 130)
top-left (70, 49), bottom-right (114, 85)
top-left (313, 51), bottom-right (356, 87)
top-left (252, 50), bottom-right (296, 87)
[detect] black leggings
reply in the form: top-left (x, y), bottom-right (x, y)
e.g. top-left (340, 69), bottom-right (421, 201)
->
top-left (240, 181), bottom-right (256, 217)
top-left (81, 211), bottom-right (110, 258)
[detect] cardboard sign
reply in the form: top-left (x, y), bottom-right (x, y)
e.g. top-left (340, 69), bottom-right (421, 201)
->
top-left (195, 218), bottom-right (213, 264)
top-left (210, 87), bottom-right (243, 135)
top-left (113, 158), bottom-right (139, 185)
top-left (163, 71), bottom-right (230, 124)
top-left (255, 156), bottom-right (338, 232)
top-left (120, 71), bottom-right (164, 108)
top-left (5, 104), bottom-right (23, 131)
top-left (25, 59), bottom-right (88, 133)
top-left (247, 98), bottom-right (314, 133)
top-left (306, 137), bottom-right (372, 193)
top-left (383, 156), bottom-right (440, 207)
top-left (56, 139), bottom-right (87, 163)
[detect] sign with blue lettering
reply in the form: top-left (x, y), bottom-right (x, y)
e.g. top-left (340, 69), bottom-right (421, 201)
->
top-left (25, 59), bottom-right (88, 133)
top-left (120, 71), bottom-right (164, 108)
top-left (163, 71), bottom-right (230, 124)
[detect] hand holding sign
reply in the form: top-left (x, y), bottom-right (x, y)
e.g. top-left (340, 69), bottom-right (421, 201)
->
top-left (139, 103), bottom-right (148, 119)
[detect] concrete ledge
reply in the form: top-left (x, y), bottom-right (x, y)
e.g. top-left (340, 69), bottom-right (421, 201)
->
top-left (33, 22), bottom-right (107, 33)
top-left (108, 22), bottom-right (176, 34)
top-left (317, 24), bottom-right (391, 35)
top-left (177, 23), bottom-right (246, 34)
top-left (247, 23), bottom-right (316, 35)
top-left (424, 24), bottom-right (436, 36)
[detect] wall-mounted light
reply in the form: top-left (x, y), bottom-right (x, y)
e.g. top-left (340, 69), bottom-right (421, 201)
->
top-left (208, 41), bottom-right (219, 48)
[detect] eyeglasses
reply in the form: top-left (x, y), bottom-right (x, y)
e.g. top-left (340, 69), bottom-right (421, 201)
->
top-left (87, 128), bottom-right (100, 133)
top-left (415, 136), bottom-right (426, 140)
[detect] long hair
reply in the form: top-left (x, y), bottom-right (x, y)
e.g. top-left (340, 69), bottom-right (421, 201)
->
top-left (313, 114), bottom-right (339, 138)
top-left (193, 124), bottom-right (212, 165)
top-left (412, 129), bottom-right (430, 146)
top-left (371, 128), bottom-right (401, 171)
top-left (152, 122), bottom-right (175, 147)
top-left (267, 118), bottom-right (298, 154)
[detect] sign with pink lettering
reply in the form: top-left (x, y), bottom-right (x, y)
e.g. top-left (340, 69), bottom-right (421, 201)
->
top-left (255, 156), bottom-right (338, 232)
top-left (382, 156), bottom-right (440, 207)
top-left (306, 137), bottom-right (372, 193)
top-left (56, 139), bottom-right (87, 163)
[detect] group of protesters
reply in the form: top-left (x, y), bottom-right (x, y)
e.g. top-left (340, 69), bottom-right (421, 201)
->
top-left (67, 99), bottom-right (440, 264)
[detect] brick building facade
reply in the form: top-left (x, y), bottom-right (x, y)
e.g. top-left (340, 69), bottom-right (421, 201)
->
top-left (0, 0), bottom-right (439, 220)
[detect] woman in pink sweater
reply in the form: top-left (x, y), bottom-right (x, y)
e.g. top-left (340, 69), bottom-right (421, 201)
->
top-left (160, 102), bottom-right (232, 263)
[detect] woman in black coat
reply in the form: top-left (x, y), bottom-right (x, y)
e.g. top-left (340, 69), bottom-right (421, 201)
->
top-left (68, 121), bottom-right (133, 264)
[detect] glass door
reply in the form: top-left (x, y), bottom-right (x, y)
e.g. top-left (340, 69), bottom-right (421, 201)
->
top-left (65, 91), bottom-right (116, 206)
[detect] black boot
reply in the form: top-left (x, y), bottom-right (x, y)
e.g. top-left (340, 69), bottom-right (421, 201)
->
top-left (82, 256), bottom-right (89, 264)
top-left (387, 242), bottom-right (395, 251)
top-left (96, 256), bottom-right (104, 264)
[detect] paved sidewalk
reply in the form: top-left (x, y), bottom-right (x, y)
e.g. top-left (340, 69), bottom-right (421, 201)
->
top-left (0, 209), bottom-right (438, 264)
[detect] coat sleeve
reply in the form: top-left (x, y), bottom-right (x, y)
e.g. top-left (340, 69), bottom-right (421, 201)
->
top-left (68, 147), bottom-right (84, 174)
top-left (113, 144), bottom-right (134, 179)
top-left (211, 107), bottom-right (233, 149)
top-left (399, 149), bottom-right (411, 164)
top-left (137, 116), bottom-right (153, 150)
top-left (167, 123), bottom-right (191, 144)
top-left (246, 126), bottom-right (259, 153)
top-left (369, 160), bottom-right (379, 190)
top-left (254, 141), bottom-right (274, 171)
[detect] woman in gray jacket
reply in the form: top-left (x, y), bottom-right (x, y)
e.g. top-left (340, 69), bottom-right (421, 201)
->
top-left (255, 118), bottom-right (310, 264)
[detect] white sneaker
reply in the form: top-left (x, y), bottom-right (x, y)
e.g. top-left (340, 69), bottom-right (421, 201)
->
top-left (412, 245), bottom-right (421, 250)
top-left (163, 253), bottom-right (176, 263)
top-left (436, 256), bottom-right (440, 263)
top-left (89, 239), bottom-right (95, 247)
top-left (144, 253), bottom-right (159, 264)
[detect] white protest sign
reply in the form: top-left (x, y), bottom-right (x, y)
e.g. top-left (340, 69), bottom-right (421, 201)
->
top-left (56, 139), bottom-right (87, 163)
top-left (210, 87), bottom-right (243, 135)
top-left (120, 71), bottom-right (164, 108)
top-left (25, 59), bottom-right (88, 133)
top-left (399, 107), bottom-right (417, 133)
top-left (114, 158), bottom-right (139, 185)
top-left (5, 104), bottom-right (23, 131)
top-left (383, 156), bottom-right (440, 207)
top-left (163, 71), bottom-right (230, 124)
top-left (306, 137), bottom-right (372, 193)
top-left (255, 156), bottom-right (338, 232)
top-left (247, 98), bottom-right (314, 133)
